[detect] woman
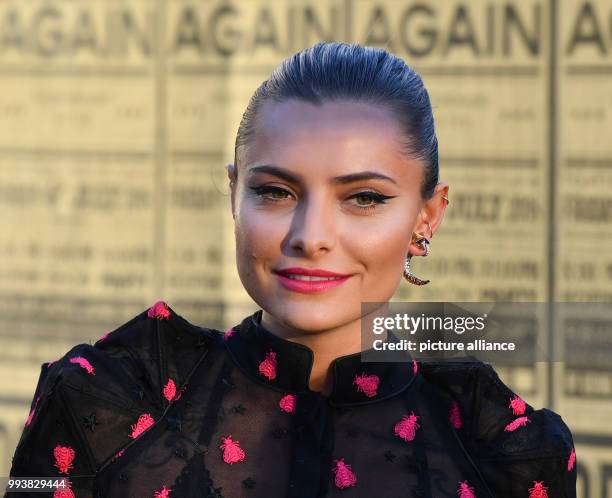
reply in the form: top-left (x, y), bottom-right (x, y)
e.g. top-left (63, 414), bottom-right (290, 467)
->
top-left (7, 42), bottom-right (575, 498)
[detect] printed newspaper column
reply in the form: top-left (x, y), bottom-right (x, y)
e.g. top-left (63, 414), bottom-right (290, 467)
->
top-left (352, 0), bottom-right (549, 405)
top-left (556, 1), bottom-right (612, 495)
top-left (0, 0), bottom-right (157, 475)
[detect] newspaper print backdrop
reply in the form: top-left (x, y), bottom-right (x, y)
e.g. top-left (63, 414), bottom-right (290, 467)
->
top-left (0, 1), bottom-right (610, 495)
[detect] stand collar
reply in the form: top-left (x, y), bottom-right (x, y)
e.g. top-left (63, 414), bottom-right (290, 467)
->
top-left (224, 310), bottom-right (416, 407)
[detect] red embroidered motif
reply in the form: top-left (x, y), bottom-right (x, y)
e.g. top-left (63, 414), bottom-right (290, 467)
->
top-left (24, 396), bottom-right (41, 427)
top-left (332, 458), bottom-right (357, 488)
top-left (528, 481), bottom-right (549, 498)
top-left (258, 349), bottom-right (278, 380)
top-left (568, 447), bottom-right (576, 471)
top-left (129, 413), bottom-right (155, 438)
top-left (69, 356), bottom-right (95, 375)
top-left (147, 300), bottom-right (171, 320)
top-left (504, 416), bottom-right (530, 432)
top-left (219, 435), bottom-right (246, 464)
top-left (450, 401), bottom-right (462, 429)
top-left (53, 445), bottom-right (75, 474)
top-left (163, 378), bottom-right (177, 402)
top-left (394, 411), bottom-right (421, 442)
top-left (279, 394), bottom-right (296, 413)
top-left (224, 328), bottom-right (235, 341)
top-left (353, 373), bottom-right (380, 398)
top-left (153, 485), bottom-right (172, 497)
top-left (412, 359), bottom-right (418, 374)
top-left (509, 394), bottom-right (526, 416)
top-left (457, 480), bottom-right (476, 498)
top-left (53, 479), bottom-right (74, 498)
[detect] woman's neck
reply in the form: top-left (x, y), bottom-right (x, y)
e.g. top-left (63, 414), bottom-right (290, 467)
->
top-left (259, 311), bottom-right (373, 396)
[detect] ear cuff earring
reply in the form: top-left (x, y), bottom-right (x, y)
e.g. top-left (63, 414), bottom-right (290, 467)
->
top-left (403, 231), bottom-right (431, 286)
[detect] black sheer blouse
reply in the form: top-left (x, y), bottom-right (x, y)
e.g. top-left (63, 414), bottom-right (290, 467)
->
top-left (6, 301), bottom-right (576, 498)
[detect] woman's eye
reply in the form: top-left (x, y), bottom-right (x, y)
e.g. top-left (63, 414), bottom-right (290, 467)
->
top-left (349, 191), bottom-right (395, 210)
top-left (249, 186), bottom-right (395, 211)
top-left (249, 186), bottom-right (293, 202)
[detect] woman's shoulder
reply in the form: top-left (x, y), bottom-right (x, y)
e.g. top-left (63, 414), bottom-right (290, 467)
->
top-left (418, 359), bottom-right (576, 496)
top-left (46, 300), bottom-right (224, 395)
top-left (9, 301), bottom-right (225, 484)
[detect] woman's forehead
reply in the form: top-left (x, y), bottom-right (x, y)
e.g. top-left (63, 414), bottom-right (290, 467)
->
top-left (243, 100), bottom-right (420, 182)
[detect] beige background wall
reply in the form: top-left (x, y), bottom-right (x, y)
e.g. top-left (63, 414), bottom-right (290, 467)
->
top-left (0, 1), bottom-right (611, 495)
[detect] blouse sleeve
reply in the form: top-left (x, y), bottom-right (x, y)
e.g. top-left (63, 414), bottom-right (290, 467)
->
top-left (5, 346), bottom-right (98, 498)
top-left (473, 363), bottom-right (577, 498)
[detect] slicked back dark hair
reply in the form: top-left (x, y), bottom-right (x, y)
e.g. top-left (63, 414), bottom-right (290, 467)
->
top-left (234, 42), bottom-right (439, 199)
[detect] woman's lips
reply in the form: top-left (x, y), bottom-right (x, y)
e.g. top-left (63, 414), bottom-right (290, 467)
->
top-left (273, 273), bottom-right (352, 294)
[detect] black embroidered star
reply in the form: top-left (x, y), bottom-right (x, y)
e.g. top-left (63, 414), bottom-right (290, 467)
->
top-left (118, 472), bottom-right (127, 481)
top-left (174, 447), bottom-right (187, 458)
top-left (206, 485), bottom-right (223, 498)
top-left (242, 477), bottom-right (256, 489)
top-left (131, 385), bottom-right (145, 401)
top-left (175, 334), bottom-right (184, 343)
top-left (195, 335), bottom-right (208, 348)
top-left (384, 450), bottom-right (396, 462)
top-left (231, 404), bottom-right (246, 414)
top-left (82, 412), bottom-right (100, 433)
top-left (166, 415), bottom-right (183, 432)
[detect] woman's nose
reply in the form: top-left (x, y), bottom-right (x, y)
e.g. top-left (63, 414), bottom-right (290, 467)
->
top-left (286, 194), bottom-right (336, 257)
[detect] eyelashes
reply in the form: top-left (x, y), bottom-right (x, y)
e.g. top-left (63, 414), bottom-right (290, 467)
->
top-left (248, 185), bottom-right (397, 211)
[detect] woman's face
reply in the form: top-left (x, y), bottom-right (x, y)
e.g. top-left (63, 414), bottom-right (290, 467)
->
top-left (229, 99), bottom-right (447, 333)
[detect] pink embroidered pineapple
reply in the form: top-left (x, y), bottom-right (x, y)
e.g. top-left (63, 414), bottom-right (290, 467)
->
top-left (450, 401), bottom-right (462, 429)
top-left (504, 416), bottom-right (530, 432)
top-left (567, 447), bottom-right (576, 471)
top-left (53, 445), bottom-right (75, 474)
top-left (332, 458), bottom-right (357, 488)
top-left (528, 481), bottom-right (549, 498)
top-left (353, 372), bottom-right (380, 398)
top-left (219, 435), bottom-right (246, 464)
top-left (148, 300), bottom-right (170, 319)
top-left (279, 394), bottom-right (297, 414)
top-left (69, 356), bottom-right (95, 375)
top-left (129, 413), bottom-right (155, 438)
top-left (163, 378), bottom-right (177, 402)
top-left (24, 396), bottom-right (41, 427)
top-left (224, 328), bottom-right (235, 341)
top-left (394, 411), bottom-right (421, 442)
top-left (153, 485), bottom-right (172, 497)
top-left (457, 480), bottom-right (476, 498)
top-left (412, 359), bottom-right (418, 374)
top-left (258, 349), bottom-right (278, 380)
top-left (509, 394), bottom-right (526, 416)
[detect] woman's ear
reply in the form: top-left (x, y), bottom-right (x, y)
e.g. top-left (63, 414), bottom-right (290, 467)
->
top-left (410, 181), bottom-right (449, 255)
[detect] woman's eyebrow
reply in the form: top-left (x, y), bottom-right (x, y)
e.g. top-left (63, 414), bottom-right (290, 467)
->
top-left (247, 165), bottom-right (398, 185)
